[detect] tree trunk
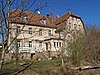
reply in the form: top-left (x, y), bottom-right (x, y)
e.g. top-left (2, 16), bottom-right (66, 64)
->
top-left (0, 40), bottom-right (5, 71)
top-left (15, 39), bottom-right (19, 67)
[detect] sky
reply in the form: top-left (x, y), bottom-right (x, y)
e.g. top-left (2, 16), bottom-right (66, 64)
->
top-left (1, 0), bottom-right (100, 40)
top-left (40, 0), bottom-right (100, 27)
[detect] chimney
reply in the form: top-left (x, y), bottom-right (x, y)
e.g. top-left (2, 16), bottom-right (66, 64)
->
top-left (50, 12), bottom-right (53, 18)
top-left (46, 14), bottom-right (50, 18)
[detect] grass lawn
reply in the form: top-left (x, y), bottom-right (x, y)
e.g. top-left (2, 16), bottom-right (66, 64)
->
top-left (0, 59), bottom-right (100, 75)
top-left (0, 59), bottom-right (62, 75)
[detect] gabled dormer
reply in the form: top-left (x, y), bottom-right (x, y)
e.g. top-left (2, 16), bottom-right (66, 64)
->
top-left (40, 16), bottom-right (47, 25)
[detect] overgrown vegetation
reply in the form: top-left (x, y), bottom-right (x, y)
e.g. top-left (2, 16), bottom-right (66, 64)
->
top-left (67, 38), bottom-right (85, 66)
top-left (84, 27), bottom-right (100, 63)
top-left (1, 59), bottom-right (100, 75)
top-left (66, 26), bottom-right (100, 66)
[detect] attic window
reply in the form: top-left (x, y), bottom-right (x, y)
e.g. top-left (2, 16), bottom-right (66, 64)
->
top-left (21, 15), bottom-right (27, 21)
top-left (41, 19), bottom-right (46, 25)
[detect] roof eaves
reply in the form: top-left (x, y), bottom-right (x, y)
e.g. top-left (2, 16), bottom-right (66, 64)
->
top-left (11, 22), bottom-right (57, 28)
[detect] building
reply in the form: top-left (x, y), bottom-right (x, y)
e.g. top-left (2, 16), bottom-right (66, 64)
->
top-left (55, 11), bottom-right (85, 48)
top-left (9, 10), bottom-right (85, 59)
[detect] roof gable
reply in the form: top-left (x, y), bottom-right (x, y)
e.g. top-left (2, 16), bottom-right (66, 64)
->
top-left (55, 11), bottom-right (85, 33)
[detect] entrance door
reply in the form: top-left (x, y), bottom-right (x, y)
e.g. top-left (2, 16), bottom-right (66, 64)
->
top-left (45, 43), bottom-right (48, 50)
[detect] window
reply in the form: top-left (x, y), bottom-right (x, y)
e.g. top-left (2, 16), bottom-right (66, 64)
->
top-left (39, 42), bottom-right (42, 47)
top-left (68, 34), bottom-right (70, 39)
top-left (48, 30), bottom-right (51, 36)
top-left (72, 17), bottom-right (74, 20)
top-left (29, 41), bottom-right (32, 47)
top-left (29, 27), bottom-right (32, 34)
top-left (59, 42), bottom-right (61, 47)
top-left (16, 26), bottom-right (21, 33)
top-left (17, 40), bottom-right (20, 47)
top-left (41, 19), bottom-right (46, 25)
top-left (79, 25), bottom-right (81, 30)
top-left (54, 42), bottom-right (56, 48)
top-left (74, 24), bottom-right (77, 30)
top-left (69, 22), bottom-right (71, 25)
top-left (57, 42), bottom-right (58, 47)
top-left (21, 15), bottom-right (27, 21)
top-left (39, 29), bottom-right (42, 36)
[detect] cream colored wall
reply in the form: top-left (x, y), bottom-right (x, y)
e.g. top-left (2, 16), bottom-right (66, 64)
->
top-left (10, 23), bottom-right (59, 53)
top-left (59, 16), bottom-right (85, 48)
top-left (10, 16), bottom-right (85, 53)
top-left (11, 23), bottom-right (58, 40)
top-left (67, 16), bottom-right (85, 34)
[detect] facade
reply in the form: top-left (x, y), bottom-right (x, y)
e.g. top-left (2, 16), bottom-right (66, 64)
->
top-left (9, 10), bottom-right (85, 58)
top-left (55, 12), bottom-right (85, 48)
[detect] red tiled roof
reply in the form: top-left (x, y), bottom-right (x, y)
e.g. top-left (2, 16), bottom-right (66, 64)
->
top-left (10, 10), bottom-right (84, 31)
top-left (54, 11), bottom-right (80, 25)
top-left (55, 11), bottom-right (82, 33)
top-left (10, 10), bottom-right (56, 28)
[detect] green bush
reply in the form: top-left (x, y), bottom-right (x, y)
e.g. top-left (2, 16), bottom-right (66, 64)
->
top-left (67, 38), bottom-right (85, 66)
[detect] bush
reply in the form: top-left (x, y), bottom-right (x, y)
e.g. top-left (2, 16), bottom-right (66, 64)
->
top-left (67, 38), bottom-right (85, 66)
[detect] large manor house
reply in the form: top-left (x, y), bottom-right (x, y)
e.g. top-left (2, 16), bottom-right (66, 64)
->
top-left (9, 10), bottom-right (85, 59)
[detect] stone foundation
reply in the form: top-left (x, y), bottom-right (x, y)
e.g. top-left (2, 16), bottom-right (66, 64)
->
top-left (4, 51), bottom-right (62, 61)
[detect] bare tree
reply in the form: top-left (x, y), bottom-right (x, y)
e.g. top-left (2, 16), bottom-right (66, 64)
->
top-left (84, 26), bottom-right (100, 63)
top-left (0, 0), bottom-right (48, 70)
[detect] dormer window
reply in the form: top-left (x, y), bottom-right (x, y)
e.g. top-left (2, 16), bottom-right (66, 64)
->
top-left (21, 13), bottom-right (27, 22)
top-left (41, 19), bottom-right (46, 25)
top-left (21, 16), bottom-right (27, 21)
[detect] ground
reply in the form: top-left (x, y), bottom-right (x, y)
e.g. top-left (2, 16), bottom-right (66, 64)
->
top-left (0, 59), bottom-right (100, 75)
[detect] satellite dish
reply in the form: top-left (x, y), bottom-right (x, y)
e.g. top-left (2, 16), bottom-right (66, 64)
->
top-left (37, 11), bottom-right (40, 15)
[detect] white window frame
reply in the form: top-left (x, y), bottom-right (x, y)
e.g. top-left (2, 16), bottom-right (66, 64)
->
top-left (41, 19), bottom-right (46, 25)
top-left (16, 26), bottom-right (21, 33)
top-left (48, 30), bottom-right (51, 36)
top-left (17, 40), bottom-right (20, 47)
top-left (39, 29), bottom-right (42, 36)
top-left (29, 41), bottom-right (32, 47)
top-left (29, 27), bottom-right (32, 34)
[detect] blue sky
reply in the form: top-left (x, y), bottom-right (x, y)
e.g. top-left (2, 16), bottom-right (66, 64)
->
top-left (40, 0), bottom-right (100, 27)
top-left (0, 0), bottom-right (100, 41)
top-left (3, 0), bottom-right (100, 26)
